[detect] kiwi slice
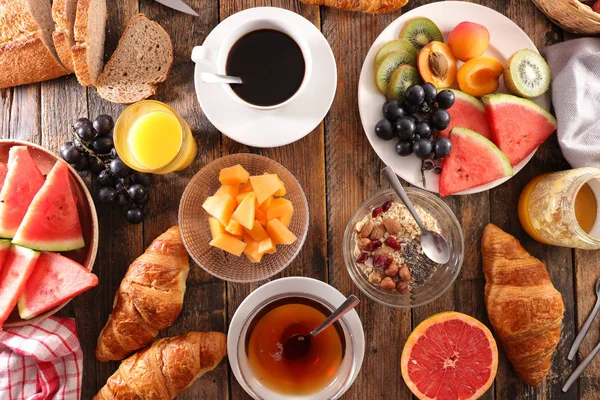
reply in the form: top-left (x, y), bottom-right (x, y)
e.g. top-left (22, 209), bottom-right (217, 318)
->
top-left (374, 51), bottom-right (417, 94)
top-left (387, 65), bottom-right (422, 101)
top-left (399, 17), bottom-right (444, 51)
top-left (504, 49), bottom-right (551, 98)
top-left (375, 39), bottom-right (418, 66)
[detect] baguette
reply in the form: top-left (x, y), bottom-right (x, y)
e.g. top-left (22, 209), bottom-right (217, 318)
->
top-left (72, 0), bottom-right (107, 86)
top-left (0, 0), bottom-right (69, 89)
top-left (52, 0), bottom-right (78, 72)
top-left (96, 14), bottom-right (173, 104)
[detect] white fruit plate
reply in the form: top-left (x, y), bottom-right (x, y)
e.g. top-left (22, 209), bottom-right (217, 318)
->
top-left (358, 1), bottom-right (552, 195)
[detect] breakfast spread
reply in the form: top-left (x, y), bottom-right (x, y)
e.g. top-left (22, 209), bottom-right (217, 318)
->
top-left (1, 1), bottom-right (598, 398)
top-left (401, 312), bottom-right (498, 400)
top-left (202, 164), bottom-right (297, 262)
top-left (353, 199), bottom-right (441, 292)
top-left (95, 226), bottom-right (189, 362)
top-left (482, 224), bottom-right (564, 387)
top-left (94, 331), bottom-right (227, 399)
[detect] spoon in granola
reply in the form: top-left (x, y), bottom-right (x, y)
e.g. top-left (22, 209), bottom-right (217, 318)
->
top-left (382, 165), bottom-right (450, 264)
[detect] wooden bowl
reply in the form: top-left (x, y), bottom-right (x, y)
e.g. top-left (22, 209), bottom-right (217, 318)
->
top-left (530, 0), bottom-right (600, 35)
top-left (1, 140), bottom-right (99, 327)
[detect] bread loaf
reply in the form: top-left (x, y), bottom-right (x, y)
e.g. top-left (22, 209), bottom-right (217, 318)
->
top-left (72, 0), bottom-right (107, 86)
top-left (52, 0), bottom-right (78, 72)
top-left (0, 0), bottom-right (69, 89)
top-left (96, 14), bottom-right (173, 104)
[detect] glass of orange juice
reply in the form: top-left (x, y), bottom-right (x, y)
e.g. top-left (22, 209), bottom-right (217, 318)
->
top-left (113, 100), bottom-right (197, 174)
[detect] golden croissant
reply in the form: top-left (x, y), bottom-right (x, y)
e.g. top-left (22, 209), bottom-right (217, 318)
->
top-left (96, 226), bottom-right (189, 362)
top-left (94, 331), bottom-right (227, 399)
top-left (482, 223), bottom-right (564, 387)
top-left (299, 0), bottom-right (407, 14)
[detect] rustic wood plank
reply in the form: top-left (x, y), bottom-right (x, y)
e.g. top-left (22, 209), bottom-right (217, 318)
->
top-left (574, 250), bottom-right (600, 400)
top-left (217, 1), bottom-right (327, 399)
top-left (0, 88), bottom-right (11, 139)
top-left (10, 84), bottom-right (41, 142)
top-left (138, 0), bottom-right (227, 398)
top-left (82, 0), bottom-right (140, 396)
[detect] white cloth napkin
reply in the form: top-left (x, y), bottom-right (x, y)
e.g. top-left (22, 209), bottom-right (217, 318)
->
top-left (541, 38), bottom-right (600, 168)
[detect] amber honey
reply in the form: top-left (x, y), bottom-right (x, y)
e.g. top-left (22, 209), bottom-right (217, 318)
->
top-left (246, 297), bottom-right (344, 395)
top-left (575, 183), bottom-right (597, 233)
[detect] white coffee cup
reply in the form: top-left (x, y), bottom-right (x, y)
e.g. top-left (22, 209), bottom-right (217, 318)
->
top-left (192, 18), bottom-right (313, 111)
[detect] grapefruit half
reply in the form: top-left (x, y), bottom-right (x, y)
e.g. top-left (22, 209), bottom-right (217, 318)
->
top-left (401, 312), bottom-right (498, 400)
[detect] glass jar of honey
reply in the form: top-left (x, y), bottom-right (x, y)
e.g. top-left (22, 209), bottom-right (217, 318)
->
top-left (518, 167), bottom-right (600, 249)
top-left (113, 100), bottom-right (197, 174)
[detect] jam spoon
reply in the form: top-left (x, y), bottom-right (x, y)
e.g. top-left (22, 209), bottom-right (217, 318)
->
top-left (283, 295), bottom-right (360, 360)
top-left (567, 276), bottom-right (600, 361)
top-left (382, 165), bottom-right (450, 264)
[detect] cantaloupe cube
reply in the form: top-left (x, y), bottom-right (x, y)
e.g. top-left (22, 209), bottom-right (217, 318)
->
top-left (231, 192), bottom-right (256, 230)
top-left (209, 234), bottom-right (247, 256)
top-left (267, 198), bottom-right (293, 220)
top-left (245, 219), bottom-right (269, 241)
top-left (236, 192), bottom-right (250, 205)
top-left (202, 194), bottom-right (236, 226)
top-left (266, 218), bottom-right (297, 245)
top-left (208, 217), bottom-right (226, 239)
top-left (249, 174), bottom-right (283, 205)
top-left (278, 212), bottom-right (293, 228)
top-left (258, 237), bottom-right (277, 254)
top-left (274, 177), bottom-right (286, 197)
top-left (215, 184), bottom-right (239, 198)
top-left (255, 209), bottom-right (268, 227)
top-left (219, 164), bottom-right (250, 185)
top-left (243, 236), bottom-right (263, 263)
top-left (225, 218), bottom-right (244, 236)
top-left (258, 196), bottom-right (273, 211)
top-left (239, 181), bottom-right (253, 193)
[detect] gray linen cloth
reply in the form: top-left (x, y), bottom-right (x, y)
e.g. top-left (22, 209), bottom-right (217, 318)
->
top-left (541, 39), bottom-right (600, 168)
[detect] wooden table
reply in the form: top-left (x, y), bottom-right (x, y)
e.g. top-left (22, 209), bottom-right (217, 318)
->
top-left (1, 0), bottom-right (598, 398)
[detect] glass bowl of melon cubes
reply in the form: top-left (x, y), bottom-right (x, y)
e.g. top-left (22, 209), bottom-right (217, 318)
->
top-left (179, 153), bottom-right (309, 282)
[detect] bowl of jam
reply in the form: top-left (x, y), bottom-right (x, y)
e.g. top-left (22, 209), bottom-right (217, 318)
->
top-left (228, 277), bottom-right (365, 399)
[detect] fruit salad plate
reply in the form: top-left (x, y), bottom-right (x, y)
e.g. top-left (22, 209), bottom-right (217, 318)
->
top-left (0, 140), bottom-right (98, 327)
top-left (358, 1), bottom-right (552, 194)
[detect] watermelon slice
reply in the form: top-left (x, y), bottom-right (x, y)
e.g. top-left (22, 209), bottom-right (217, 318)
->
top-left (18, 252), bottom-right (98, 320)
top-left (0, 147), bottom-right (45, 238)
top-left (0, 239), bottom-right (11, 273)
top-left (482, 94), bottom-right (557, 166)
top-left (0, 245), bottom-right (40, 327)
top-left (440, 89), bottom-right (492, 140)
top-left (0, 162), bottom-right (8, 189)
top-left (439, 127), bottom-right (513, 196)
top-left (13, 161), bottom-right (84, 251)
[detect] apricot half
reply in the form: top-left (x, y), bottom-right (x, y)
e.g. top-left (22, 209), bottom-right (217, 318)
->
top-left (417, 41), bottom-right (457, 88)
top-left (448, 22), bottom-right (490, 62)
top-left (457, 56), bottom-right (503, 97)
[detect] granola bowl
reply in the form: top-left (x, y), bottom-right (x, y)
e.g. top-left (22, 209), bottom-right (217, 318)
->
top-left (343, 188), bottom-right (463, 308)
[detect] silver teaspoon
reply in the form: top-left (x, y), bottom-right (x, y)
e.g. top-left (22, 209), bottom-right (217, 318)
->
top-left (382, 166), bottom-right (450, 265)
top-left (200, 72), bottom-right (243, 84)
top-left (567, 276), bottom-right (600, 361)
top-left (563, 342), bottom-right (600, 392)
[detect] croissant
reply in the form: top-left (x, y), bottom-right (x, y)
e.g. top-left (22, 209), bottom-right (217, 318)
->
top-left (96, 226), bottom-right (190, 362)
top-left (299, 0), bottom-right (407, 14)
top-left (482, 223), bottom-right (564, 387)
top-left (94, 331), bottom-right (227, 399)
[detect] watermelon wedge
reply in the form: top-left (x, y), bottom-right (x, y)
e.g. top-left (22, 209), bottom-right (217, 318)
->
top-left (0, 245), bottom-right (40, 327)
top-left (13, 161), bottom-right (84, 251)
top-left (439, 127), bottom-right (513, 196)
top-left (440, 89), bottom-right (492, 140)
top-left (0, 239), bottom-right (11, 273)
top-left (0, 147), bottom-right (45, 238)
top-left (18, 252), bottom-right (98, 320)
top-left (0, 162), bottom-right (8, 189)
top-left (482, 94), bottom-right (557, 166)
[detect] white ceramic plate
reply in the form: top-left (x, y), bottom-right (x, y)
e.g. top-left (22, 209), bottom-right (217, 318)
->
top-left (194, 7), bottom-right (337, 148)
top-left (358, 1), bottom-right (551, 194)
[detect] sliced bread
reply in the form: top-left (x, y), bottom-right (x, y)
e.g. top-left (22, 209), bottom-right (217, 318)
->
top-left (52, 0), bottom-right (78, 72)
top-left (0, 0), bottom-right (69, 88)
top-left (96, 14), bottom-right (173, 104)
top-left (72, 0), bottom-right (106, 86)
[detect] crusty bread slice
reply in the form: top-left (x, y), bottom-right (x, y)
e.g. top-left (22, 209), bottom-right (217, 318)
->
top-left (72, 0), bottom-right (106, 86)
top-left (96, 14), bottom-right (173, 104)
top-left (0, 0), bottom-right (69, 88)
top-left (52, 0), bottom-right (78, 72)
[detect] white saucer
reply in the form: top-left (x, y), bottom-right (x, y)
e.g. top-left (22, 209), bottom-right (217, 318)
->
top-left (357, 1), bottom-right (551, 194)
top-left (194, 7), bottom-right (337, 148)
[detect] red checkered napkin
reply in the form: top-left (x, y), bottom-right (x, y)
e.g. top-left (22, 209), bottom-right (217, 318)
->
top-left (0, 317), bottom-right (82, 400)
